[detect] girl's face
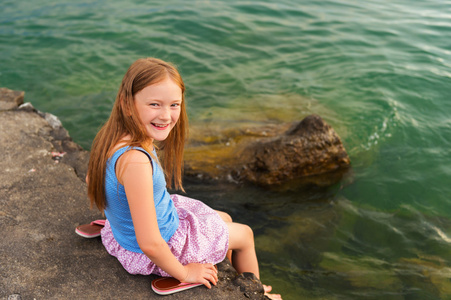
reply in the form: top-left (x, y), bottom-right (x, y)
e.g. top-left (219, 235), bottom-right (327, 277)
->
top-left (133, 76), bottom-right (182, 142)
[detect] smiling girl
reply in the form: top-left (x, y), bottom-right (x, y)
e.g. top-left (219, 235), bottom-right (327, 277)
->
top-left (86, 58), bottom-right (281, 299)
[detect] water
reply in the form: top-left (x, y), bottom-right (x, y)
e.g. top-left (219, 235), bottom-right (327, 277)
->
top-left (2, 0), bottom-right (451, 299)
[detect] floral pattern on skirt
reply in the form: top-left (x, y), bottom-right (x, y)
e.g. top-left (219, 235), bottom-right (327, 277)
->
top-left (101, 194), bottom-right (229, 276)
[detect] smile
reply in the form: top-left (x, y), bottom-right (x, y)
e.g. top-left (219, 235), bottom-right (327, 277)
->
top-left (152, 123), bottom-right (170, 129)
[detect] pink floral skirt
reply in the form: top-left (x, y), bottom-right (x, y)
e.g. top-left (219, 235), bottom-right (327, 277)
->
top-left (101, 194), bottom-right (229, 276)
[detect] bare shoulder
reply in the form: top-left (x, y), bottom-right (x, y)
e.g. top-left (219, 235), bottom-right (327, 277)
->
top-left (116, 149), bottom-right (152, 184)
top-left (121, 149), bottom-right (150, 163)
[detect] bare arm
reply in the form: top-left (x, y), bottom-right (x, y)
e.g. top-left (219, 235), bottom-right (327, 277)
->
top-left (118, 150), bottom-right (217, 287)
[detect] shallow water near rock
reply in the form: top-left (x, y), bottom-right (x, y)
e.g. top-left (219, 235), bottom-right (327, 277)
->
top-left (2, 0), bottom-right (451, 299)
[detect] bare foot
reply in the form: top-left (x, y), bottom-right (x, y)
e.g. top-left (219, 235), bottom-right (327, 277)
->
top-left (263, 285), bottom-right (282, 300)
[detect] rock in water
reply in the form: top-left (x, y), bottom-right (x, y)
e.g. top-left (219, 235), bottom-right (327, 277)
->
top-left (238, 114), bottom-right (350, 186)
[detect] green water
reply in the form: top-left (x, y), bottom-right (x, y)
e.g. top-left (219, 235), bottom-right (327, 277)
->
top-left (2, 0), bottom-right (451, 299)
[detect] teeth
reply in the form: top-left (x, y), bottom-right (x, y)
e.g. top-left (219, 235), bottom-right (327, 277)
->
top-left (153, 123), bottom-right (168, 128)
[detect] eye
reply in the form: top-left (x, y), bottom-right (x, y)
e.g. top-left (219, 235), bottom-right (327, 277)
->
top-left (149, 103), bottom-right (159, 107)
top-left (171, 103), bottom-right (181, 107)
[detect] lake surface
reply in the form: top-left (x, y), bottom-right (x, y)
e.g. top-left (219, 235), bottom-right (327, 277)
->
top-left (2, 0), bottom-right (451, 299)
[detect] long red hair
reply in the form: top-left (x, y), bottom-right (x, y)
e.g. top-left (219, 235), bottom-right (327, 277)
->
top-left (87, 58), bottom-right (188, 212)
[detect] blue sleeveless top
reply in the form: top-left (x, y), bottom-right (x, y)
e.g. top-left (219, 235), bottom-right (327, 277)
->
top-left (104, 146), bottom-right (179, 253)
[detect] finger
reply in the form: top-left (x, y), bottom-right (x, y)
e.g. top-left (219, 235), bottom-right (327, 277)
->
top-left (207, 266), bottom-right (217, 275)
top-left (212, 270), bottom-right (218, 282)
top-left (203, 279), bottom-right (212, 289)
top-left (209, 273), bottom-right (217, 285)
top-left (209, 264), bottom-right (218, 276)
top-left (204, 265), bottom-right (217, 279)
top-left (206, 270), bottom-right (218, 285)
top-left (204, 272), bottom-right (215, 285)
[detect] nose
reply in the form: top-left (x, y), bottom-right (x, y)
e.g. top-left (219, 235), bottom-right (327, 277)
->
top-left (160, 106), bottom-right (171, 122)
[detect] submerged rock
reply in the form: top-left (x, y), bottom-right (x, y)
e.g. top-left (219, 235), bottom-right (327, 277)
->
top-left (239, 114), bottom-right (350, 186)
top-left (185, 115), bottom-right (351, 188)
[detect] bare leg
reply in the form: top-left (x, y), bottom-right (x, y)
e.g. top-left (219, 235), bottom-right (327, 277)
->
top-left (217, 211), bottom-right (282, 299)
top-left (226, 222), bottom-right (259, 277)
top-left (215, 210), bottom-right (233, 263)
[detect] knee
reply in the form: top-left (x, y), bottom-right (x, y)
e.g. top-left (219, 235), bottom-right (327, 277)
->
top-left (228, 222), bottom-right (255, 250)
top-left (242, 224), bottom-right (255, 244)
top-left (223, 212), bottom-right (233, 223)
top-left (217, 210), bottom-right (233, 223)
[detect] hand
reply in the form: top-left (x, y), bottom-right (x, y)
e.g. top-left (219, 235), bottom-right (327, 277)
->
top-left (182, 263), bottom-right (218, 289)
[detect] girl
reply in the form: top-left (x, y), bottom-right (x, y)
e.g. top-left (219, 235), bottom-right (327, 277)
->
top-left (86, 58), bottom-right (281, 299)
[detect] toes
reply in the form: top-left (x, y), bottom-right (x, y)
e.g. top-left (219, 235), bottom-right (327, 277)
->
top-left (265, 293), bottom-right (282, 300)
top-left (263, 285), bottom-right (273, 293)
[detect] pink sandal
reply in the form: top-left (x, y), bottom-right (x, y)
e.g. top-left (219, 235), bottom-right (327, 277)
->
top-left (75, 220), bottom-right (106, 238)
top-left (151, 277), bottom-right (203, 295)
top-left (151, 265), bottom-right (217, 295)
